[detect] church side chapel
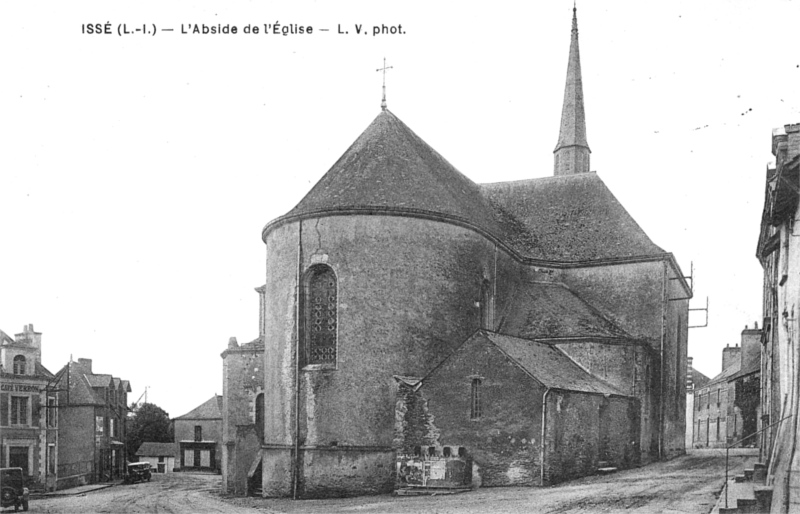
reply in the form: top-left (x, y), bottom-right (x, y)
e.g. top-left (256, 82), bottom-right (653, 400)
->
top-left (221, 7), bottom-right (691, 498)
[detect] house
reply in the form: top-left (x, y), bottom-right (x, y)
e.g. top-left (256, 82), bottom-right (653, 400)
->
top-left (691, 324), bottom-right (761, 449)
top-left (136, 442), bottom-right (177, 473)
top-left (685, 356), bottom-right (711, 448)
top-left (755, 123), bottom-right (800, 512)
top-left (0, 324), bottom-right (58, 491)
top-left (53, 357), bottom-right (130, 489)
top-left (173, 395), bottom-right (222, 472)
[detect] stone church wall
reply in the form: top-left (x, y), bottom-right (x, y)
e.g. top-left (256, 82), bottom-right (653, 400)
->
top-left (543, 392), bottom-right (639, 485)
top-left (561, 259), bottom-right (688, 461)
top-left (561, 260), bottom-right (665, 346)
top-left (662, 267), bottom-right (689, 459)
top-left (221, 344), bottom-right (263, 493)
top-left (396, 335), bottom-right (641, 488)
top-left (398, 336), bottom-right (545, 487)
top-left (261, 214), bottom-right (509, 497)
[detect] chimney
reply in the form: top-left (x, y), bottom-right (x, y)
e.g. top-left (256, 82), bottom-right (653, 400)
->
top-left (77, 358), bottom-right (93, 374)
top-left (786, 123), bottom-right (800, 160)
top-left (228, 337), bottom-right (239, 350)
top-left (14, 324), bottom-right (43, 361)
top-left (722, 344), bottom-right (741, 371)
top-left (741, 323), bottom-right (762, 370)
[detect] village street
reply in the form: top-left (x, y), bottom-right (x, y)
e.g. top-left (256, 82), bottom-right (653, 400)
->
top-left (28, 450), bottom-right (755, 514)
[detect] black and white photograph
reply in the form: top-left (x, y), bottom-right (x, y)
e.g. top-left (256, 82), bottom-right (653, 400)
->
top-left (2, 1), bottom-right (800, 512)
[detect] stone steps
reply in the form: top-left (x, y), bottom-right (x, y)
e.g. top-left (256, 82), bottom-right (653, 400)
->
top-left (713, 462), bottom-right (772, 514)
top-left (596, 461), bottom-right (618, 475)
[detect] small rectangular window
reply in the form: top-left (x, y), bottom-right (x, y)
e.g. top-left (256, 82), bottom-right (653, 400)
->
top-left (470, 378), bottom-right (482, 420)
top-left (194, 425), bottom-right (202, 442)
top-left (96, 416), bottom-right (104, 433)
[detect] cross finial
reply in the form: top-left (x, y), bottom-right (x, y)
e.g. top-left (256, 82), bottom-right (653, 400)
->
top-left (376, 57), bottom-right (393, 111)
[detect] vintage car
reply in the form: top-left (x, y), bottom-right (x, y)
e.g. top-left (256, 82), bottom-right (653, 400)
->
top-left (0, 467), bottom-right (29, 512)
top-left (124, 462), bottom-right (152, 484)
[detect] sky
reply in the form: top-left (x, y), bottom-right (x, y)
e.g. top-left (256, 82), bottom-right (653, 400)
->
top-left (2, 0), bottom-right (799, 417)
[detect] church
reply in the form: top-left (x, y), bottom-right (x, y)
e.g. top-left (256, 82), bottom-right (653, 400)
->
top-left (221, 7), bottom-right (691, 498)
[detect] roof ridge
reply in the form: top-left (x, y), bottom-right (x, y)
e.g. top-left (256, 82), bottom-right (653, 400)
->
top-left (480, 172), bottom-right (598, 188)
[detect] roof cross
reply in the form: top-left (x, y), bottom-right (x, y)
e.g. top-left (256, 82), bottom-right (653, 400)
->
top-left (376, 57), bottom-right (393, 111)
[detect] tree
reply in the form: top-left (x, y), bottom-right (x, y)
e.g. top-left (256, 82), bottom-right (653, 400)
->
top-left (125, 402), bottom-right (173, 461)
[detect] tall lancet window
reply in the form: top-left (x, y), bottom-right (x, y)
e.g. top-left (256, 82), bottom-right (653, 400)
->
top-left (480, 280), bottom-right (491, 330)
top-left (303, 264), bottom-right (338, 367)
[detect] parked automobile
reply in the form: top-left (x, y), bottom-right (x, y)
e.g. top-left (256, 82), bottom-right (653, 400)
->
top-left (124, 462), bottom-right (152, 484)
top-left (0, 467), bottom-right (29, 512)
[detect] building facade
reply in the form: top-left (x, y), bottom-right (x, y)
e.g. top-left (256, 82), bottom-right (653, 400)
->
top-left (53, 358), bottom-right (130, 490)
top-left (173, 395), bottom-right (223, 472)
top-left (756, 122), bottom-right (800, 512)
top-left (223, 7), bottom-right (691, 498)
top-left (691, 325), bottom-right (761, 449)
top-left (221, 286), bottom-right (266, 494)
top-left (0, 324), bottom-right (58, 492)
top-left (685, 356), bottom-right (710, 448)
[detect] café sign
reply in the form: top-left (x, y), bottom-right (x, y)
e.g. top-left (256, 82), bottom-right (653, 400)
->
top-left (0, 383), bottom-right (40, 393)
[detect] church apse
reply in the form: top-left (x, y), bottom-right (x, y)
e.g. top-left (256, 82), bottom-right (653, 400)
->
top-left (236, 6), bottom-right (690, 499)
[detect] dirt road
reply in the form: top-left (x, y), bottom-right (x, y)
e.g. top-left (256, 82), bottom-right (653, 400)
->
top-left (32, 473), bottom-right (259, 514)
top-left (30, 450), bottom-right (756, 513)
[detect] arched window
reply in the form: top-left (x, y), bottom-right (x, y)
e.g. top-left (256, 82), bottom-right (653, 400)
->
top-left (255, 393), bottom-right (264, 441)
top-left (303, 265), bottom-right (337, 367)
top-left (13, 355), bottom-right (26, 375)
top-left (479, 280), bottom-right (491, 330)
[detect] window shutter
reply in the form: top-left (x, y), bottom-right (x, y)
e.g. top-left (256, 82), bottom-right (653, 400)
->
top-left (0, 393), bottom-right (8, 426)
top-left (32, 395), bottom-right (41, 426)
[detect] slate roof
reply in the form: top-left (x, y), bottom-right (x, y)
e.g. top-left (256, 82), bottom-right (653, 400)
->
top-left (221, 336), bottom-right (264, 359)
top-left (52, 362), bottom-right (128, 405)
top-left (483, 332), bottom-right (626, 396)
top-left (241, 336), bottom-right (264, 351)
top-left (275, 109), bottom-right (505, 241)
top-left (136, 442), bottom-right (176, 457)
top-left (35, 362), bottom-right (54, 379)
top-left (85, 374), bottom-right (113, 388)
top-left (0, 330), bottom-right (13, 345)
top-left (690, 366), bottom-right (711, 390)
top-left (174, 395), bottom-right (223, 420)
top-left (481, 174), bottom-right (665, 261)
top-left (498, 281), bottom-right (633, 340)
top-left (53, 363), bottom-right (104, 405)
top-left (269, 110), bottom-right (670, 264)
top-left (704, 360), bottom-right (742, 388)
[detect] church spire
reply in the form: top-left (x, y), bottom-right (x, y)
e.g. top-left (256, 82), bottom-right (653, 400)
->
top-left (554, 5), bottom-right (591, 176)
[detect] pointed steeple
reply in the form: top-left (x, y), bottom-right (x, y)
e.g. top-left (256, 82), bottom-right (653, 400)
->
top-left (554, 5), bottom-right (591, 176)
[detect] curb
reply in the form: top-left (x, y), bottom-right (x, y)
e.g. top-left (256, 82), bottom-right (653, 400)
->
top-left (31, 483), bottom-right (115, 499)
